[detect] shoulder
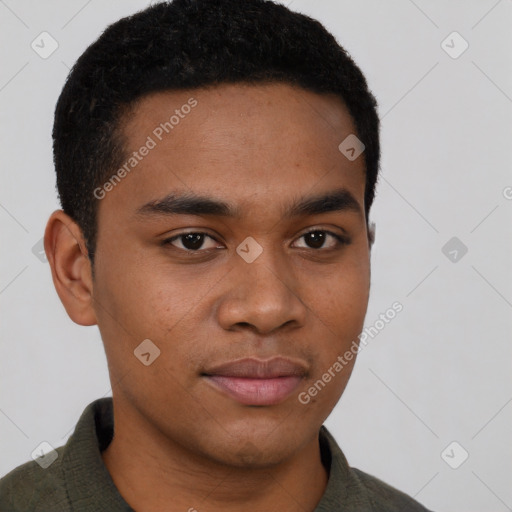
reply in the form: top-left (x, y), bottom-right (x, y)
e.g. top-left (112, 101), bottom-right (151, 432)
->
top-left (351, 467), bottom-right (433, 512)
top-left (0, 446), bottom-right (70, 512)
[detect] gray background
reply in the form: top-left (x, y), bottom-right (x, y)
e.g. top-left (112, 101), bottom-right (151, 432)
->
top-left (1, 1), bottom-right (511, 510)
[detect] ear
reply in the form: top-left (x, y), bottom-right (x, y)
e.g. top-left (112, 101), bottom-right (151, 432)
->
top-left (368, 221), bottom-right (376, 250)
top-left (44, 210), bottom-right (97, 326)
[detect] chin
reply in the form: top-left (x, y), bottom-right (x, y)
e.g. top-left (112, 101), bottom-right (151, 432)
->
top-left (224, 442), bottom-right (294, 469)
top-left (202, 425), bottom-right (305, 469)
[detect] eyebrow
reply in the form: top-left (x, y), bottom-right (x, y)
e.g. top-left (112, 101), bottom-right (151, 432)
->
top-left (135, 187), bottom-right (363, 220)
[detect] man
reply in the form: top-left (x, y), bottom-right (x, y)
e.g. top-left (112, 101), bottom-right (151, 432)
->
top-left (0, 0), bottom-right (432, 510)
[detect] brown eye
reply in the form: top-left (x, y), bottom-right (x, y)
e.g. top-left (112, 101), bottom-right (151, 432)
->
top-left (163, 232), bottom-right (220, 252)
top-left (303, 231), bottom-right (327, 249)
top-left (293, 230), bottom-right (349, 250)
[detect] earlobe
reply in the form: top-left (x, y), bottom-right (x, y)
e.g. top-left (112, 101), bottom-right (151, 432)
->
top-left (44, 210), bottom-right (97, 326)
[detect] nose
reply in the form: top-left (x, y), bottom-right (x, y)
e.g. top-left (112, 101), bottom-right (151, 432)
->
top-left (216, 247), bottom-right (307, 336)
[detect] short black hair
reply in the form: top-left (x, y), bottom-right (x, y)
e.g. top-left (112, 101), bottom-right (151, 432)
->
top-left (53, 0), bottom-right (380, 264)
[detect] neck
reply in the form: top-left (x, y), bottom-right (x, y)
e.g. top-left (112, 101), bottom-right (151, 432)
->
top-left (101, 399), bottom-right (329, 512)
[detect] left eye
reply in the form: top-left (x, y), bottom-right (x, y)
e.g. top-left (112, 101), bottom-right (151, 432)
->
top-left (162, 229), bottom-right (348, 252)
top-left (292, 230), bottom-right (348, 250)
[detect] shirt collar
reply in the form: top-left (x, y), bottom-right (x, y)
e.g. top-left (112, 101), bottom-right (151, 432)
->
top-left (62, 397), bottom-right (134, 510)
top-left (315, 425), bottom-right (373, 511)
top-left (60, 397), bottom-right (370, 511)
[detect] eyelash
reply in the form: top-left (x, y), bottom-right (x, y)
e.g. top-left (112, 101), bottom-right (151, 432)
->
top-left (161, 228), bottom-right (350, 255)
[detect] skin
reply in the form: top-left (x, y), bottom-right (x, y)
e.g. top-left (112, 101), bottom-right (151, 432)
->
top-left (44, 83), bottom-right (372, 512)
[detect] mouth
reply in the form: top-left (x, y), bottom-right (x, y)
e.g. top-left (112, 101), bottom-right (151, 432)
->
top-left (202, 357), bottom-right (307, 406)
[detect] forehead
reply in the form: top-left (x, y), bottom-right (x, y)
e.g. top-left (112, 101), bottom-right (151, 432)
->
top-left (100, 83), bottom-right (366, 221)
top-left (123, 82), bottom-right (357, 150)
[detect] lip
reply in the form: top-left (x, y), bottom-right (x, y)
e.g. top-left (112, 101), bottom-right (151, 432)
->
top-left (202, 357), bottom-right (307, 406)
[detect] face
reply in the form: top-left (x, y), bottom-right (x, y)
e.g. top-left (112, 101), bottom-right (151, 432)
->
top-left (92, 83), bottom-right (370, 467)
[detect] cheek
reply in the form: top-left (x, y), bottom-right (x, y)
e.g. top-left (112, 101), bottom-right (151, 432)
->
top-left (309, 254), bottom-right (370, 337)
top-left (93, 254), bottom-right (226, 378)
top-left (93, 251), bottom-right (193, 331)
top-left (90, 255), bottom-right (175, 373)
top-left (300, 248), bottom-right (370, 401)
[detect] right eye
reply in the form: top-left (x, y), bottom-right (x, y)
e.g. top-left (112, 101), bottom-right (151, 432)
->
top-left (161, 232), bottom-right (223, 253)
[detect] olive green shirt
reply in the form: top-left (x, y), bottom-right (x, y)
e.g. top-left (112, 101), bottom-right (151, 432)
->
top-left (0, 398), bottom-right (432, 511)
